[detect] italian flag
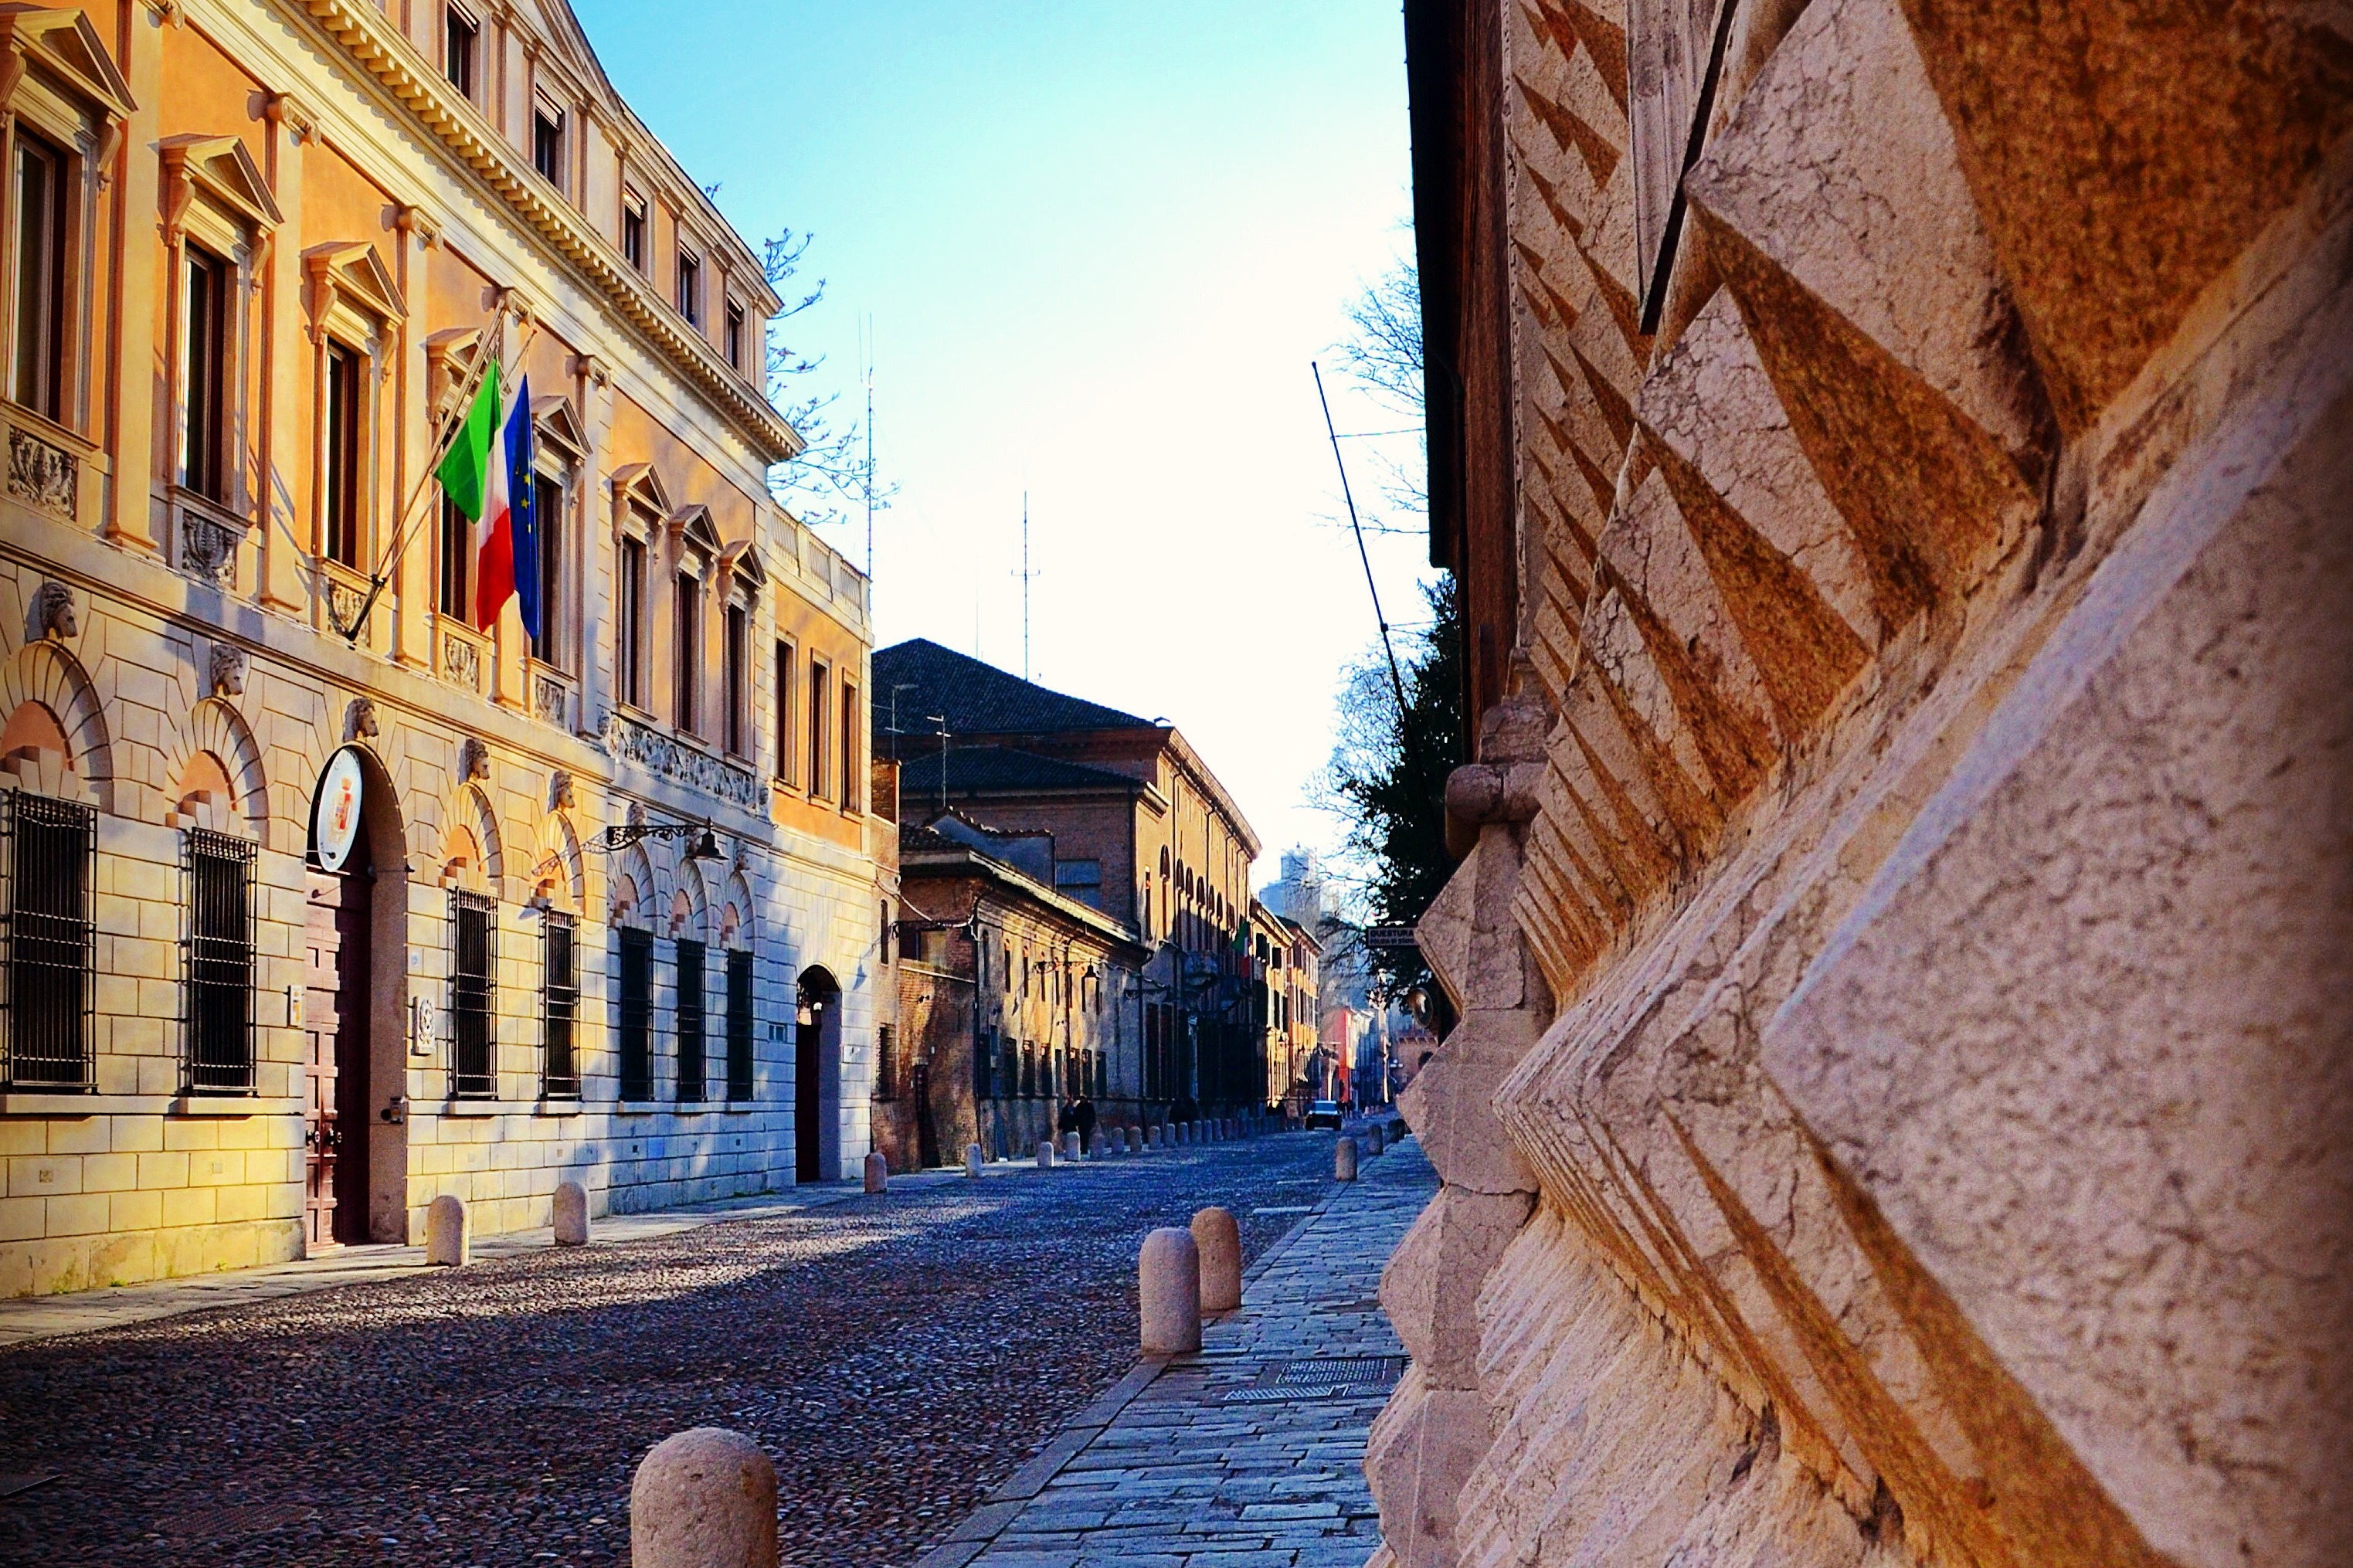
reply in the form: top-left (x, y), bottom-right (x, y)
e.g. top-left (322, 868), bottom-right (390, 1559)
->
top-left (436, 359), bottom-right (540, 638)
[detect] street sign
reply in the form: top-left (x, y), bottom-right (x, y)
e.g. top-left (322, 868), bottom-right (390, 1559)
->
top-left (1363, 925), bottom-right (1420, 951)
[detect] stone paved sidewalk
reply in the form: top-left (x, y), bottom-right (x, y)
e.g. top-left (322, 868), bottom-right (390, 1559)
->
top-left (919, 1133), bottom-right (1433, 1568)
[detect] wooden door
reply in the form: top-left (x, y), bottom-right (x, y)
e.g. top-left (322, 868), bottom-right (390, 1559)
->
top-left (304, 868), bottom-right (372, 1247)
top-left (303, 874), bottom-right (344, 1249)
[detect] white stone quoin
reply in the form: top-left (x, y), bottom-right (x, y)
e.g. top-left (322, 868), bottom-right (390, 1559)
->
top-left (425, 1194), bottom-right (470, 1266)
top-left (630, 1427), bottom-right (779, 1568)
top-left (1192, 1206), bottom-right (1241, 1313)
top-left (1139, 1227), bottom-right (1202, 1355)
top-left (552, 1182), bottom-right (589, 1246)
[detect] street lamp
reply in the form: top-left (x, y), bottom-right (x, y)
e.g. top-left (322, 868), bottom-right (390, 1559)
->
top-left (592, 819), bottom-right (728, 860)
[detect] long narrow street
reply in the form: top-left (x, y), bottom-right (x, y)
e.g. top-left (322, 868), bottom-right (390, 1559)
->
top-left (0, 1137), bottom-right (1355, 1568)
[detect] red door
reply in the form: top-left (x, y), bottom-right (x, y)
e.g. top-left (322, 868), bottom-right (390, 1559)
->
top-left (304, 868), bottom-right (372, 1247)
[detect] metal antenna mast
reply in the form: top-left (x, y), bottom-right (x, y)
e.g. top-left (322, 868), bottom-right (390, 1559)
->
top-left (1312, 361), bottom-right (1410, 719)
top-left (1009, 493), bottom-right (1043, 683)
top-left (863, 314), bottom-right (876, 576)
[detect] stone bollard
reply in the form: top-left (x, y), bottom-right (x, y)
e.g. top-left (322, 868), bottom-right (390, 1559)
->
top-left (1367, 1123), bottom-right (1384, 1156)
top-left (1191, 1206), bottom-right (1241, 1312)
top-left (426, 1193), bottom-right (470, 1266)
top-left (631, 1427), bottom-right (779, 1568)
top-left (1336, 1136), bottom-right (1358, 1182)
top-left (552, 1181), bottom-right (589, 1246)
top-left (1127, 1126), bottom-right (1143, 1154)
top-left (1064, 1131), bottom-right (1082, 1162)
top-left (1139, 1227), bottom-right (1203, 1355)
top-left (965, 1142), bottom-right (986, 1178)
top-left (1038, 1139), bottom-right (1057, 1170)
top-left (864, 1150), bottom-right (888, 1194)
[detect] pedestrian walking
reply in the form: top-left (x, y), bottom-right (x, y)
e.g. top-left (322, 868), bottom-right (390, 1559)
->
top-left (1075, 1095), bottom-right (1098, 1150)
top-left (1057, 1100), bottom-right (1079, 1148)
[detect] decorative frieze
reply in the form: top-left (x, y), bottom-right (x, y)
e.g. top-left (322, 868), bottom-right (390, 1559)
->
top-left (441, 628), bottom-right (483, 692)
top-left (531, 667), bottom-right (572, 730)
top-left (176, 504), bottom-right (243, 589)
top-left (8, 426), bottom-right (76, 518)
top-left (599, 708), bottom-right (760, 809)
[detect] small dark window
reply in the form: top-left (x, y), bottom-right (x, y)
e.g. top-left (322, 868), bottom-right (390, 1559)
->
top-left (807, 660), bottom-right (829, 797)
top-left (618, 925), bottom-right (653, 1100)
top-left (725, 602), bottom-right (748, 756)
top-left (618, 535), bottom-right (646, 706)
top-left (675, 937), bottom-right (705, 1103)
top-left (773, 640), bottom-right (795, 785)
top-left (445, 6), bottom-right (478, 97)
top-left (726, 948), bottom-right (753, 1101)
top-left (621, 201), bottom-right (645, 271)
top-left (182, 246), bottom-right (228, 502)
top-left (840, 680), bottom-right (860, 812)
top-left (874, 1023), bottom-right (896, 1101)
top-left (11, 129), bottom-right (67, 422)
top-left (531, 470), bottom-right (565, 670)
top-left (673, 572), bottom-right (699, 733)
top-left (533, 105), bottom-right (565, 188)
top-left (438, 492), bottom-right (469, 618)
top-left (4, 792), bottom-right (93, 1088)
top-left (450, 891), bottom-right (496, 1098)
top-left (1020, 1044), bottom-right (1035, 1098)
top-left (676, 250), bottom-right (701, 326)
top-left (543, 911), bottom-right (579, 1098)
top-left (725, 300), bottom-right (745, 371)
top-left (184, 829), bottom-right (256, 1093)
top-left (973, 1028), bottom-right (993, 1099)
top-left (324, 343), bottom-right (363, 567)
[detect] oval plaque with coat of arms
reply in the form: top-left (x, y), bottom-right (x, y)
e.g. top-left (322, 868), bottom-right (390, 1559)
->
top-left (312, 747), bottom-right (366, 873)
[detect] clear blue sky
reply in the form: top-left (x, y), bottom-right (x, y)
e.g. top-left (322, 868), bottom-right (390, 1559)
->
top-left (572, 1), bottom-right (1431, 884)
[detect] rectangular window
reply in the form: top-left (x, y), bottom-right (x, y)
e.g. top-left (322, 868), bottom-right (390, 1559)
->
top-left (874, 1022), bottom-right (895, 1101)
top-left (445, 5), bottom-right (478, 97)
top-left (11, 129), bottom-right (66, 422)
top-left (182, 246), bottom-right (228, 502)
top-left (621, 199), bottom-right (645, 271)
top-left (450, 891), bottom-right (495, 1099)
top-left (617, 926), bottom-right (653, 1101)
top-left (674, 572), bottom-right (699, 733)
top-left (439, 493), bottom-right (469, 618)
top-left (543, 911), bottom-right (579, 1098)
top-left (183, 829), bottom-right (255, 1092)
top-left (533, 104), bottom-right (565, 188)
top-left (618, 535), bottom-right (646, 706)
top-left (3, 793), bottom-right (93, 1088)
top-left (725, 300), bottom-right (745, 372)
top-left (773, 640), bottom-right (795, 785)
top-left (675, 937), bottom-right (705, 1102)
top-left (725, 602), bottom-right (748, 756)
top-left (808, 659), bottom-right (829, 798)
top-left (726, 948), bottom-right (753, 1101)
top-left (531, 471), bottom-right (565, 670)
top-left (324, 343), bottom-right (363, 567)
top-left (840, 680), bottom-right (861, 812)
top-left (676, 250), bottom-right (701, 326)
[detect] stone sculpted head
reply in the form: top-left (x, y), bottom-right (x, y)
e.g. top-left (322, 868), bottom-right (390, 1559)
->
top-left (345, 697), bottom-right (379, 741)
top-left (31, 581), bottom-right (75, 642)
top-left (209, 644), bottom-right (247, 698)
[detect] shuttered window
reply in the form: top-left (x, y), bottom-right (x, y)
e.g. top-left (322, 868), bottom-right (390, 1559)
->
top-left (184, 829), bottom-right (256, 1092)
top-left (618, 927), bottom-right (653, 1101)
top-left (726, 948), bottom-right (754, 1101)
top-left (675, 938), bottom-right (705, 1103)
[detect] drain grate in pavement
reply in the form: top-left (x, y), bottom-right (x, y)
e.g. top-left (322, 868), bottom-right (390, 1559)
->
top-left (155, 1500), bottom-right (307, 1537)
top-left (1224, 1355), bottom-right (1408, 1403)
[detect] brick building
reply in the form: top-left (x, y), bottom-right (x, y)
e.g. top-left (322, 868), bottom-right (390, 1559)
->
top-left (881, 812), bottom-right (1146, 1168)
top-left (871, 639), bottom-right (1268, 1120)
top-left (0, 0), bottom-right (887, 1300)
top-left (1246, 899), bottom-right (1318, 1118)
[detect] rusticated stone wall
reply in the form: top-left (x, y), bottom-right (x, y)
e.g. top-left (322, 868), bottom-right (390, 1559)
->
top-left (1376, 3), bottom-right (2351, 1567)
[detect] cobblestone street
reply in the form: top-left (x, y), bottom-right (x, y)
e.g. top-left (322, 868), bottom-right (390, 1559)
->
top-left (0, 1135), bottom-right (1353, 1568)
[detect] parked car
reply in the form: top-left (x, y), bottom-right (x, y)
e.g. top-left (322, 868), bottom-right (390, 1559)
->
top-left (1305, 1100), bottom-right (1343, 1129)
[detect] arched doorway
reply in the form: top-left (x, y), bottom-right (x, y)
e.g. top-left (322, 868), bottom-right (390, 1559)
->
top-left (303, 744), bottom-right (408, 1247)
top-left (796, 967), bottom-right (841, 1183)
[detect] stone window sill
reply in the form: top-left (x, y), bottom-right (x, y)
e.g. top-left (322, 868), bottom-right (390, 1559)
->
top-left (440, 1099), bottom-right (504, 1118)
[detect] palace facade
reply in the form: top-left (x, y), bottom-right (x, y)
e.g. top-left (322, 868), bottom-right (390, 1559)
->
top-left (0, 0), bottom-right (886, 1299)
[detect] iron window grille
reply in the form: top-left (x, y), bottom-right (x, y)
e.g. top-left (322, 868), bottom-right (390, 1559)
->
top-left (1, 791), bottom-right (93, 1089)
top-left (543, 911), bottom-right (579, 1099)
top-left (873, 1021), bottom-right (896, 1101)
top-left (182, 828), bottom-right (256, 1094)
top-left (726, 949), bottom-right (754, 1101)
top-left (450, 891), bottom-right (497, 1098)
top-left (618, 927), bottom-right (653, 1101)
top-left (675, 938), bottom-right (705, 1102)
